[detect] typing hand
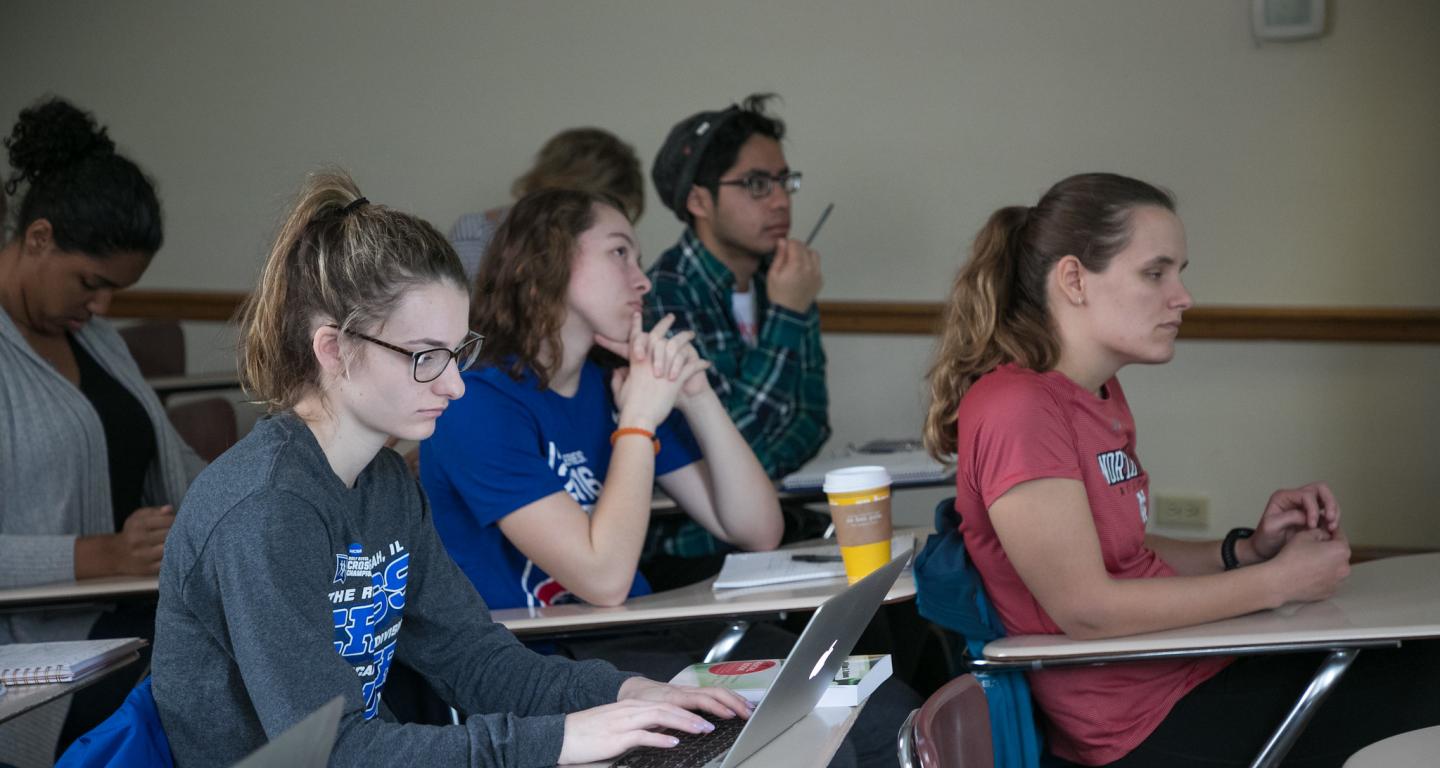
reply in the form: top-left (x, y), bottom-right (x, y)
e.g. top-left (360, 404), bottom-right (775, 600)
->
top-left (617, 676), bottom-right (751, 721)
top-left (557, 698), bottom-right (723, 765)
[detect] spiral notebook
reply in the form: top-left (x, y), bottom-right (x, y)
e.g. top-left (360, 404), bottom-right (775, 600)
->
top-left (0, 638), bottom-right (146, 685)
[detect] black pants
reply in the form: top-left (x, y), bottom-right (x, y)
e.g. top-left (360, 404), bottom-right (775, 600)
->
top-left (1102, 640), bottom-right (1440, 767)
top-left (54, 600), bottom-right (156, 759)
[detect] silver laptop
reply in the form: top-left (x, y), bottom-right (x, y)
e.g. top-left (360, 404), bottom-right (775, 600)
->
top-left (613, 552), bottom-right (910, 768)
top-left (231, 695), bottom-right (343, 768)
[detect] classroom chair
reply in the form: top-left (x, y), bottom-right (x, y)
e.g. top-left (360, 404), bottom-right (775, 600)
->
top-left (897, 673), bottom-right (993, 768)
top-left (116, 319), bottom-right (185, 380)
top-left (914, 497), bottom-right (1046, 768)
top-left (118, 319), bottom-right (239, 461)
top-left (164, 396), bottom-right (238, 462)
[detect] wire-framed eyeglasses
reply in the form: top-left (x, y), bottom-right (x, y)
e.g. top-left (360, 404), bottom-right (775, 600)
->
top-left (327, 324), bottom-right (484, 383)
top-left (716, 171), bottom-right (802, 200)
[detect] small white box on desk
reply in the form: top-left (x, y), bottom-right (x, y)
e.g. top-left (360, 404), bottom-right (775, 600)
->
top-left (670, 654), bottom-right (893, 708)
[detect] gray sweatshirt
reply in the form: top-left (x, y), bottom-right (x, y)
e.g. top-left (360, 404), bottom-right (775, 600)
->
top-left (153, 414), bottom-right (633, 767)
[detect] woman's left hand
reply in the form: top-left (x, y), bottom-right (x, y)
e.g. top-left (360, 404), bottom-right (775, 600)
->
top-left (675, 344), bottom-right (716, 406)
top-left (617, 677), bottom-right (751, 722)
top-left (1252, 481), bottom-right (1341, 560)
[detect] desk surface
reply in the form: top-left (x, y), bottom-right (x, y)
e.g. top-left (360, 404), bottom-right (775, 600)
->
top-left (0, 651), bottom-right (141, 724)
top-left (984, 553), bottom-right (1440, 662)
top-left (493, 566), bottom-right (916, 637)
top-left (0, 576), bottom-right (159, 610)
top-left (1344, 724), bottom-right (1440, 768)
top-left (492, 528), bottom-right (920, 636)
top-left (144, 370), bottom-right (241, 396)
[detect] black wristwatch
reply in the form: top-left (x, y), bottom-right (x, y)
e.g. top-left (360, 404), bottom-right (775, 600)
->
top-left (1221, 527), bottom-right (1255, 571)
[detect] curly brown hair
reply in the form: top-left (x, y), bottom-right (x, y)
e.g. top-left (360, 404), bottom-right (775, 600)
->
top-left (470, 187), bottom-right (624, 388)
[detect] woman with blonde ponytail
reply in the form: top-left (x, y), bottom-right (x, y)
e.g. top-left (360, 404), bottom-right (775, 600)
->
top-left (151, 171), bottom-right (750, 767)
top-left (924, 173), bottom-right (1438, 766)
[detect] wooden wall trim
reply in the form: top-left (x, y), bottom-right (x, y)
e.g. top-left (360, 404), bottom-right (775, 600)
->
top-left (110, 290), bottom-right (1440, 344)
top-left (817, 302), bottom-right (1440, 343)
top-left (109, 290), bottom-right (248, 322)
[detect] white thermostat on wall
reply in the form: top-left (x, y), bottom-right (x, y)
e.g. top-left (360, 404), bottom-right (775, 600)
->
top-left (1252, 0), bottom-right (1326, 41)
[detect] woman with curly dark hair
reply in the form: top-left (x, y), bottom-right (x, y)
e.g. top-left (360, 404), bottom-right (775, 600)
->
top-left (0, 96), bottom-right (203, 762)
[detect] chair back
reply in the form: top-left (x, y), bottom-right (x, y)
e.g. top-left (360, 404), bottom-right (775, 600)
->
top-left (900, 674), bottom-right (994, 768)
top-left (117, 319), bottom-right (185, 378)
top-left (166, 397), bottom-right (238, 462)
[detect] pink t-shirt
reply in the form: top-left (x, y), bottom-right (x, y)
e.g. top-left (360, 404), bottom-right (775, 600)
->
top-left (955, 364), bottom-right (1229, 765)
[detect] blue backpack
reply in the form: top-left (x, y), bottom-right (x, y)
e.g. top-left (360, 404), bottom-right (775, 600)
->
top-left (914, 498), bottom-right (1044, 768)
top-left (56, 677), bottom-right (174, 768)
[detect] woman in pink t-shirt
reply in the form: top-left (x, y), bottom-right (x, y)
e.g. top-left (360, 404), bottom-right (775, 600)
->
top-left (921, 173), bottom-right (1438, 766)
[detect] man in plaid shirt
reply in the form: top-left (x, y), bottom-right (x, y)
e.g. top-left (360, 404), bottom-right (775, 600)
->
top-left (647, 94), bottom-right (830, 485)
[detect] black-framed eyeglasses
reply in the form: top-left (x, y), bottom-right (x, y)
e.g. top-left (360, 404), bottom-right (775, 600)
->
top-left (327, 324), bottom-right (484, 383)
top-left (716, 171), bottom-right (802, 200)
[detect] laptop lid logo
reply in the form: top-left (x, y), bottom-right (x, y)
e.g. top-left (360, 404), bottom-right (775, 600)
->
top-left (809, 640), bottom-right (837, 679)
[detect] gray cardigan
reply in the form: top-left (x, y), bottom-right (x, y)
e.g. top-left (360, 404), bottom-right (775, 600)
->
top-left (0, 306), bottom-right (203, 765)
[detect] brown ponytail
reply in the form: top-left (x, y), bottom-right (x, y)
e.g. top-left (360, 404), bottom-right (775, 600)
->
top-left (923, 173), bottom-right (1175, 461)
top-left (237, 169), bottom-right (465, 412)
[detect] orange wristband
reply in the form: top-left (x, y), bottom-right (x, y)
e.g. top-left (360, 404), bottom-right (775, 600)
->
top-left (610, 427), bottom-right (660, 455)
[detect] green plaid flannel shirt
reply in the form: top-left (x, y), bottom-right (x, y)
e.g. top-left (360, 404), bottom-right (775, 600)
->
top-left (645, 230), bottom-right (831, 480)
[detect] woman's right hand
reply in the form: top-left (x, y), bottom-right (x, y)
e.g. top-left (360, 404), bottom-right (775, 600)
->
top-left (599, 312), bottom-right (710, 431)
top-left (1266, 526), bottom-right (1351, 605)
top-left (111, 504), bottom-right (175, 575)
top-left (76, 504), bottom-right (175, 578)
top-left (557, 699), bottom-right (719, 764)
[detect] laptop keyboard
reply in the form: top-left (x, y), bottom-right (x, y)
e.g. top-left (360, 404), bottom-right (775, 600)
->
top-left (610, 716), bottom-right (747, 768)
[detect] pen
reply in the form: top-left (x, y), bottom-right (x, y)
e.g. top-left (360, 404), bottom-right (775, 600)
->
top-left (790, 554), bottom-right (843, 563)
top-left (804, 203), bottom-right (834, 247)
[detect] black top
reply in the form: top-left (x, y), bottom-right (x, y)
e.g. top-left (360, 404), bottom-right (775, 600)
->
top-left (69, 334), bottom-right (157, 530)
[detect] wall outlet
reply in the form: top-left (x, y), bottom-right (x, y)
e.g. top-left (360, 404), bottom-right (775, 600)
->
top-left (1154, 494), bottom-right (1209, 528)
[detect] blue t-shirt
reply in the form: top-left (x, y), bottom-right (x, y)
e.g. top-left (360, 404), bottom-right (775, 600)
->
top-left (421, 359), bottom-right (702, 610)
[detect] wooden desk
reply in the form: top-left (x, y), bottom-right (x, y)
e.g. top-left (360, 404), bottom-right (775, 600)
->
top-left (1344, 724), bottom-right (1440, 767)
top-left (0, 651), bottom-right (142, 724)
top-left (977, 553), bottom-right (1440, 768)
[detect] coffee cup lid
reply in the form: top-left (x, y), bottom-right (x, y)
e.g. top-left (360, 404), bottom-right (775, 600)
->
top-left (822, 465), bottom-right (892, 494)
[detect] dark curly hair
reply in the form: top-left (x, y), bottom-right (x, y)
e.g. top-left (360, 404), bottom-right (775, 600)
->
top-left (4, 96), bottom-right (162, 257)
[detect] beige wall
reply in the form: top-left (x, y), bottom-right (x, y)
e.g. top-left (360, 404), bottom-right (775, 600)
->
top-left (4, 1), bottom-right (1437, 542)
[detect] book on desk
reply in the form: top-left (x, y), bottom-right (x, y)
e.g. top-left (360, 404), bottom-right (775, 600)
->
top-left (670, 654), bottom-right (892, 708)
top-left (0, 638), bottom-right (146, 685)
top-left (779, 446), bottom-right (952, 492)
top-left (713, 534), bottom-right (915, 590)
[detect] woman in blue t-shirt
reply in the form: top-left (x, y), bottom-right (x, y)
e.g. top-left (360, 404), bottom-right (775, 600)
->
top-left (422, 188), bottom-right (782, 611)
